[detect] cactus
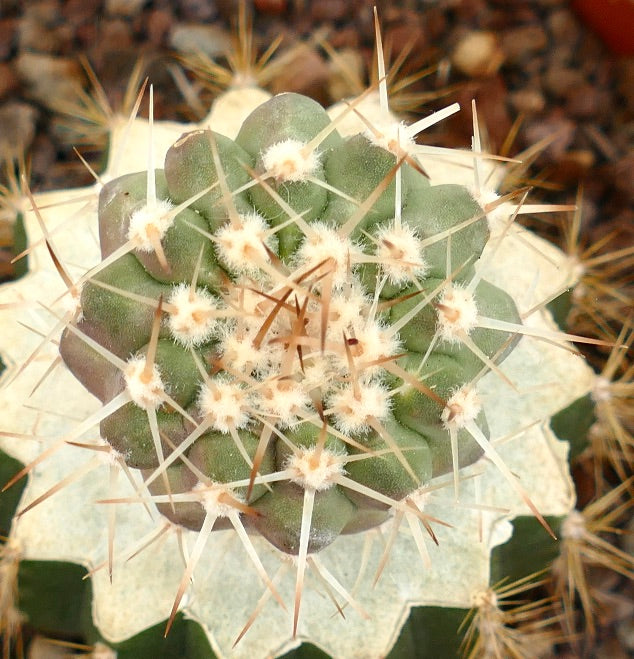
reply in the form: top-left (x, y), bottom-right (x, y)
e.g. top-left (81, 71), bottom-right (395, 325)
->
top-left (1, 13), bottom-right (626, 659)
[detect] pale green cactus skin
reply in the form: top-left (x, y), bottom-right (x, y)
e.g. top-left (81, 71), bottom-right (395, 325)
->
top-left (0, 82), bottom-right (595, 659)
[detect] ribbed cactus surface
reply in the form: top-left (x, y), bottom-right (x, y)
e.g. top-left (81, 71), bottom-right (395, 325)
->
top-left (59, 92), bottom-right (522, 556)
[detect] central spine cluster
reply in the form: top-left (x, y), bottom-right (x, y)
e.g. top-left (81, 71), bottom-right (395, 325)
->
top-left (59, 92), bottom-right (522, 560)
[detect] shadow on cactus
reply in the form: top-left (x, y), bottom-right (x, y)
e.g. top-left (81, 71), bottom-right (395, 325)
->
top-left (0, 13), bottom-right (609, 659)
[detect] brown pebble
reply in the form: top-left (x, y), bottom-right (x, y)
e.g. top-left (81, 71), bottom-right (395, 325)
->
top-left (19, 1), bottom-right (74, 55)
top-left (553, 149), bottom-right (596, 183)
top-left (565, 83), bottom-right (609, 120)
top-left (501, 25), bottom-right (548, 63)
top-left (255, 0), bottom-right (288, 15)
top-left (523, 110), bottom-right (576, 160)
top-left (105, 0), bottom-right (146, 17)
top-left (169, 23), bottom-right (232, 58)
top-left (310, 0), bottom-right (349, 22)
top-left (547, 8), bottom-right (582, 45)
top-left (62, 0), bottom-right (103, 26)
top-left (16, 53), bottom-right (83, 108)
top-left (269, 45), bottom-right (331, 106)
top-left (448, 76), bottom-right (512, 152)
top-left (147, 9), bottom-right (173, 47)
top-left (544, 65), bottom-right (586, 97)
top-left (386, 22), bottom-right (428, 66)
top-left (99, 18), bottom-right (134, 51)
top-left (0, 63), bottom-right (18, 100)
top-left (0, 19), bottom-right (17, 60)
top-left (178, 0), bottom-right (217, 22)
top-left (509, 88), bottom-right (546, 114)
top-left (0, 101), bottom-right (39, 155)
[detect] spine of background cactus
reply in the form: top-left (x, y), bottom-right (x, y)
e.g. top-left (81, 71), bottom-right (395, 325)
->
top-left (2, 10), bottom-right (630, 659)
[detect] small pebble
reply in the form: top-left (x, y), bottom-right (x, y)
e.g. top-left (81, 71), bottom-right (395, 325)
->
top-left (169, 23), bottom-right (232, 58)
top-left (147, 9), bottom-right (173, 47)
top-left (0, 62), bottom-right (19, 100)
top-left (0, 101), bottom-right (38, 155)
top-left (544, 65), bottom-right (586, 97)
top-left (15, 53), bottom-right (83, 108)
top-left (0, 19), bottom-right (17, 60)
top-left (451, 30), bottom-right (504, 77)
top-left (105, 0), bottom-right (146, 17)
top-left (501, 24), bottom-right (548, 63)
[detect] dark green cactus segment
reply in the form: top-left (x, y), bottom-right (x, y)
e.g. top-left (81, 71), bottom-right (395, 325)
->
top-left (490, 515), bottom-right (563, 584)
top-left (17, 560), bottom-right (97, 639)
top-left (79, 253), bottom-right (169, 358)
top-left (322, 135), bottom-right (413, 235)
top-left (236, 93), bottom-right (344, 259)
top-left (59, 322), bottom-right (120, 402)
top-left (390, 278), bottom-right (521, 369)
top-left (136, 209), bottom-right (223, 289)
top-left (249, 481), bottom-right (356, 555)
top-left (98, 169), bottom-right (168, 257)
top-left (235, 92), bottom-right (342, 156)
top-left (98, 170), bottom-right (223, 288)
top-left (144, 339), bottom-right (205, 408)
top-left (146, 462), bottom-right (209, 531)
top-left (414, 414), bottom-right (487, 476)
top-left (187, 432), bottom-right (274, 503)
top-left (550, 393), bottom-right (595, 461)
top-left (402, 184), bottom-right (488, 281)
top-left (345, 417), bottom-right (432, 500)
top-left (390, 353), bottom-right (468, 429)
top-left (101, 402), bottom-right (192, 469)
top-left (164, 130), bottom-right (254, 229)
top-left (0, 450), bottom-right (26, 533)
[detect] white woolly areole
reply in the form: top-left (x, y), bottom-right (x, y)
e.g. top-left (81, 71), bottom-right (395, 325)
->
top-left (340, 322), bottom-right (401, 375)
top-left (215, 212), bottom-right (272, 276)
top-left (218, 324), bottom-right (283, 376)
top-left (471, 588), bottom-right (498, 609)
top-left (167, 283), bottom-right (220, 347)
top-left (197, 378), bottom-right (251, 433)
top-left (324, 280), bottom-right (370, 336)
top-left (561, 509), bottom-right (586, 541)
top-left (123, 357), bottom-right (165, 409)
top-left (286, 446), bottom-right (344, 491)
top-left (365, 119), bottom-right (415, 154)
top-left (256, 378), bottom-right (309, 427)
top-left (261, 138), bottom-right (320, 182)
top-left (192, 482), bottom-right (239, 517)
top-left (127, 199), bottom-right (174, 251)
top-left (470, 187), bottom-right (512, 234)
top-left (442, 387), bottom-right (481, 430)
top-left (328, 381), bottom-right (391, 434)
top-left (436, 284), bottom-right (479, 342)
top-left (295, 222), bottom-right (360, 289)
top-left (375, 221), bottom-right (428, 285)
top-left (591, 375), bottom-right (612, 403)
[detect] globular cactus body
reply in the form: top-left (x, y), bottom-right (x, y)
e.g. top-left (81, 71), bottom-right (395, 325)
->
top-left (59, 92), bottom-right (523, 559)
top-left (0, 73), bottom-right (596, 657)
